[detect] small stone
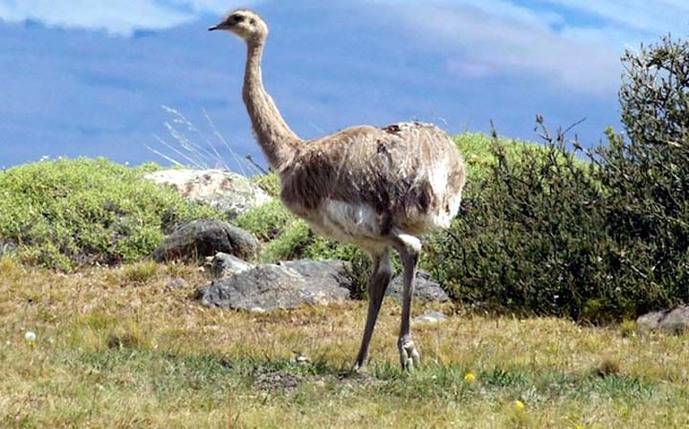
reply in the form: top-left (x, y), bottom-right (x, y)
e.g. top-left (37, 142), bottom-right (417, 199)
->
top-left (166, 278), bottom-right (188, 290)
top-left (295, 355), bottom-right (310, 364)
top-left (413, 310), bottom-right (447, 325)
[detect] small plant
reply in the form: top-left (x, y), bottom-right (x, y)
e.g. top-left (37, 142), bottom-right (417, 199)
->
top-left (619, 320), bottom-right (638, 338)
top-left (122, 260), bottom-right (159, 284)
top-left (234, 199), bottom-right (295, 242)
top-left (147, 106), bottom-right (253, 174)
top-left (595, 358), bottom-right (622, 378)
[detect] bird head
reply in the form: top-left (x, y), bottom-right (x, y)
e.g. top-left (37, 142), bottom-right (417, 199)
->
top-left (208, 9), bottom-right (268, 44)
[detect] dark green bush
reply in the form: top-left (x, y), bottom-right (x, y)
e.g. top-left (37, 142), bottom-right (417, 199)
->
top-left (0, 158), bottom-right (220, 269)
top-left (430, 36), bottom-right (689, 321)
top-left (427, 128), bottom-right (618, 319)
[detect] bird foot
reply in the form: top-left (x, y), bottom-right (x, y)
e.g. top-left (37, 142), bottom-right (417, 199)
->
top-left (351, 361), bottom-right (367, 374)
top-left (398, 337), bottom-right (420, 372)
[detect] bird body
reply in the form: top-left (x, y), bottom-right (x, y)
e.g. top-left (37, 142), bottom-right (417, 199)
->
top-left (210, 9), bottom-right (466, 371)
top-left (280, 122), bottom-right (465, 252)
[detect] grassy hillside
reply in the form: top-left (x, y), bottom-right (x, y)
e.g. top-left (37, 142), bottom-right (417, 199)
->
top-left (2, 257), bottom-right (688, 428)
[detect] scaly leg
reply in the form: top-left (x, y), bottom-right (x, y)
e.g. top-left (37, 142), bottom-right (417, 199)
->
top-left (353, 248), bottom-right (392, 372)
top-left (393, 233), bottom-right (421, 371)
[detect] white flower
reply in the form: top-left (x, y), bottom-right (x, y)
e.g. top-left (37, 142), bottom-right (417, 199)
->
top-left (24, 331), bottom-right (37, 342)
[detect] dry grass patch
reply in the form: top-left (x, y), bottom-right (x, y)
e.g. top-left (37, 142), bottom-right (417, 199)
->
top-left (1, 259), bottom-right (689, 428)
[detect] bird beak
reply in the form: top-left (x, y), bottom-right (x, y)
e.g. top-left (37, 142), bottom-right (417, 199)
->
top-left (209, 20), bottom-right (228, 31)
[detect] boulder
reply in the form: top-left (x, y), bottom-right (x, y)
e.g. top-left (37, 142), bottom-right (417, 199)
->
top-left (144, 169), bottom-right (272, 218)
top-left (637, 306), bottom-right (689, 335)
top-left (386, 271), bottom-right (449, 303)
top-left (154, 219), bottom-right (258, 262)
top-left (197, 260), bottom-right (353, 312)
top-left (208, 252), bottom-right (254, 278)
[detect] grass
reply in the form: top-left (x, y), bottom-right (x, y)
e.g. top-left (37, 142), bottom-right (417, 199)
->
top-left (2, 256), bottom-right (689, 428)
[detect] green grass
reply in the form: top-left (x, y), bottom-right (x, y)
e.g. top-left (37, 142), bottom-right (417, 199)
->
top-left (2, 257), bottom-right (689, 428)
top-left (0, 158), bottom-right (221, 270)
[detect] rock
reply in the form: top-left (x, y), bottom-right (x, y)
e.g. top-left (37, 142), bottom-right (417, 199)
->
top-left (166, 278), bottom-right (188, 290)
top-left (0, 239), bottom-right (17, 257)
top-left (387, 271), bottom-right (449, 303)
top-left (413, 310), bottom-right (448, 325)
top-left (197, 260), bottom-right (352, 312)
top-left (637, 306), bottom-right (689, 335)
top-left (154, 219), bottom-right (258, 262)
top-left (144, 169), bottom-right (272, 219)
top-left (207, 252), bottom-right (254, 278)
top-left (253, 369), bottom-right (302, 393)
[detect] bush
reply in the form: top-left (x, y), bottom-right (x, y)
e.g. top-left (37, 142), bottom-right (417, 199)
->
top-left (431, 36), bottom-right (689, 321)
top-left (234, 199), bottom-right (294, 242)
top-left (0, 158), bottom-right (220, 269)
top-left (599, 36), bottom-right (689, 303)
top-left (428, 128), bottom-right (615, 319)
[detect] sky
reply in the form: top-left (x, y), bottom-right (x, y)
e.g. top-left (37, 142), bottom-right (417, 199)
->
top-left (0, 0), bottom-right (688, 170)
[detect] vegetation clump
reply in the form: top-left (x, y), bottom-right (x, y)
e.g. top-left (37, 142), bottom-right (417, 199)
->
top-left (0, 158), bottom-right (220, 270)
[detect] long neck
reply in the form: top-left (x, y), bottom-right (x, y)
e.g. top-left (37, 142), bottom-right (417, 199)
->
top-left (243, 41), bottom-right (299, 170)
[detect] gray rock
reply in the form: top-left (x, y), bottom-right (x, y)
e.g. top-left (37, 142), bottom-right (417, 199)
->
top-left (166, 278), bottom-right (188, 290)
top-left (638, 306), bottom-right (689, 335)
top-left (144, 169), bottom-right (272, 219)
top-left (197, 260), bottom-right (353, 312)
top-left (387, 271), bottom-right (449, 303)
top-left (208, 252), bottom-right (254, 278)
top-left (154, 219), bottom-right (258, 262)
top-left (0, 239), bottom-right (17, 257)
top-left (413, 310), bottom-right (448, 325)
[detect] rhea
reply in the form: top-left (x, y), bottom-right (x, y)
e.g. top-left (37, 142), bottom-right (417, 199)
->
top-left (209, 9), bottom-right (466, 371)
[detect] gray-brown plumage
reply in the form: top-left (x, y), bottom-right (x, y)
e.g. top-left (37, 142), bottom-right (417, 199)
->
top-left (210, 9), bottom-right (466, 371)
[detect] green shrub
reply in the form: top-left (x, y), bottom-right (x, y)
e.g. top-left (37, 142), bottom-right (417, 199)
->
top-left (430, 36), bottom-right (689, 321)
top-left (0, 158), bottom-right (220, 269)
top-left (234, 199), bottom-right (294, 242)
top-left (598, 36), bottom-right (689, 305)
top-left (427, 131), bottom-right (616, 319)
top-left (252, 172), bottom-right (281, 197)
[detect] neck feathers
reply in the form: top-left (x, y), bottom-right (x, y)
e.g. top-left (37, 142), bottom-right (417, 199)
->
top-left (243, 41), bottom-right (299, 170)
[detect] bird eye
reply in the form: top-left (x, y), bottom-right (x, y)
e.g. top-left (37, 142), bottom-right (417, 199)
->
top-left (231, 15), bottom-right (245, 23)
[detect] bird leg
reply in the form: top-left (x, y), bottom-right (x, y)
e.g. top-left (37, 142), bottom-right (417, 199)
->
top-left (353, 249), bottom-right (392, 372)
top-left (393, 233), bottom-right (421, 371)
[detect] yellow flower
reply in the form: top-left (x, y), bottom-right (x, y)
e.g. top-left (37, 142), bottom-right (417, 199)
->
top-left (463, 372), bottom-right (476, 383)
top-left (513, 400), bottom-right (526, 412)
